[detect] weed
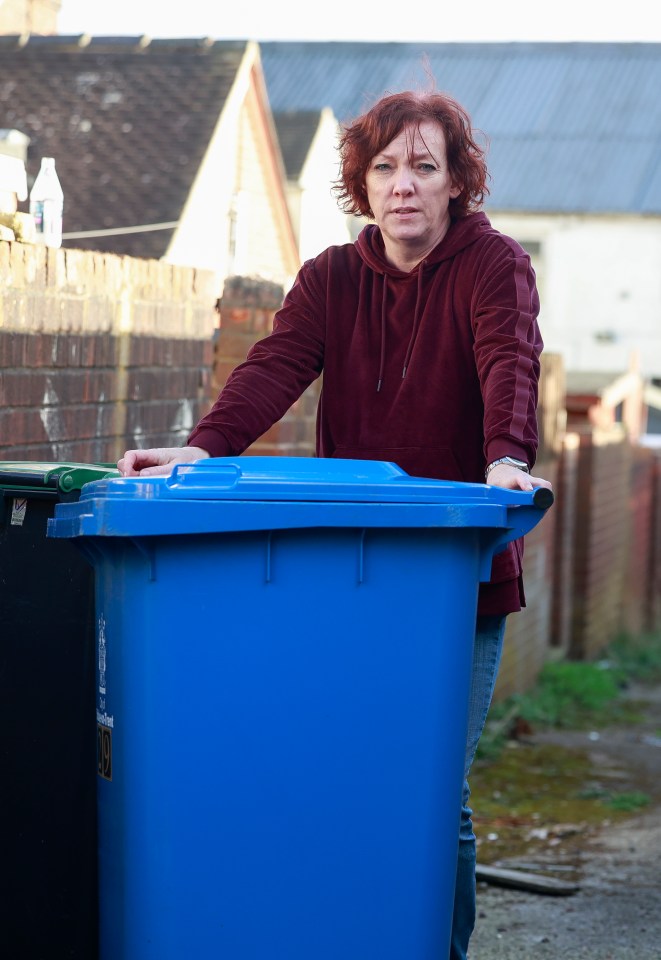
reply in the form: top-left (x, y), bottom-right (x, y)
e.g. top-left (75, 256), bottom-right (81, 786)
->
top-left (515, 660), bottom-right (621, 728)
top-left (471, 633), bottom-right (661, 864)
top-left (604, 791), bottom-right (651, 812)
top-left (476, 631), bottom-right (661, 762)
top-left (607, 632), bottom-right (661, 683)
top-left (576, 787), bottom-right (652, 811)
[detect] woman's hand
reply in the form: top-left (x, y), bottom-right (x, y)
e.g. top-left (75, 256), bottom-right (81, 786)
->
top-left (486, 463), bottom-right (553, 493)
top-left (117, 446), bottom-right (210, 478)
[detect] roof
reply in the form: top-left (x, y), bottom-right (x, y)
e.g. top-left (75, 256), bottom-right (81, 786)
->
top-left (260, 42), bottom-right (661, 216)
top-left (0, 35), bottom-right (249, 259)
top-left (565, 371), bottom-right (628, 395)
top-left (272, 110), bottom-right (322, 179)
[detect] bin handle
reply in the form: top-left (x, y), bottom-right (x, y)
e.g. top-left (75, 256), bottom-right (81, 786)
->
top-left (506, 488), bottom-right (554, 543)
top-left (476, 488), bottom-right (554, 580)
top-left (167, 462), bottom-right (241, 489)
top-left (531, 487), bottom-right (554, 510)
top-left (490, 488), bottom-right (554, 554)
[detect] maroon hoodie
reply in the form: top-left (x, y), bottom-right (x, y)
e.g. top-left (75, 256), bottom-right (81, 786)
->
top-left (189, 211), bottom-right (543, 615)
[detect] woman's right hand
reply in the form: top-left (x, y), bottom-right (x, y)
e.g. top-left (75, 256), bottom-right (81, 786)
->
top-left (117, 446), bottom-right (210, 478)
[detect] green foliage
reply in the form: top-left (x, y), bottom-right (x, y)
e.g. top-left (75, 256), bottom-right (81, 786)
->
top-left (516, 660), bottom-right (622, 729)
top-left (476, 631), bottom-right (661, 762)
top-left (608, 632), bottom-right (661, 683)
top-left (576, 787), bottom-right (652, 811)
top-left (472, 724), bottom-right (509, 763)
top-left (604, 791), bottom-right (651, 812)
top-left (471, 633), bottom-right (661, 863)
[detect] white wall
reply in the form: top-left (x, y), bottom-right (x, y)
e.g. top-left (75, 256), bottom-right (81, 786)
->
top-left (164, 76), bottom-right (243, 281)
top-left (295, 108), bottom-right (352, 262)
top-left (490, 211), bottom-right (661, 380)
top-left (164, 44), bottom-right (298, 290)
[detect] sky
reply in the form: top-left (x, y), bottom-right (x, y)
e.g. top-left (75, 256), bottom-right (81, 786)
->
top-left (57, 1), bottom-right (661, 44)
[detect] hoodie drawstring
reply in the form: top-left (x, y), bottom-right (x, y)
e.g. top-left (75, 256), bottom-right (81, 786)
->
top-left (377, 278), bottom-right (388, 392)
top-left (401, 264), bottom-right (425, 380)
top-left (377, 264), bottom-right (426, 391)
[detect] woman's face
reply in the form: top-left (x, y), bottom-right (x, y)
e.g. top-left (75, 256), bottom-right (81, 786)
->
top-left (364, 120), bottom-right (460, 269)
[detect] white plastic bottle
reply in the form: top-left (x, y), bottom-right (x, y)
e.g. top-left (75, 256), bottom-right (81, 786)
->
top-left (29, 157), bottom-right (63, 248)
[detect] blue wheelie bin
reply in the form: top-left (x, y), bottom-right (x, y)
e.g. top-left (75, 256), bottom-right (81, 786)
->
top-left (47, 457), bottom-right (553, 960)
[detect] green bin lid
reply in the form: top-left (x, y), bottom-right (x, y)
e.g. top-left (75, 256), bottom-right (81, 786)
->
top-left (0, 461), bottom-right (119, 495)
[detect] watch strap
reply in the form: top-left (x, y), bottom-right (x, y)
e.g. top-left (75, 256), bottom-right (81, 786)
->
top-left (485, 456), bottom-right (529, 478)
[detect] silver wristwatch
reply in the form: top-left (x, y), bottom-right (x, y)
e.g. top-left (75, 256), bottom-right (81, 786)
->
top-left (485, 456), bottom-right (529, 478)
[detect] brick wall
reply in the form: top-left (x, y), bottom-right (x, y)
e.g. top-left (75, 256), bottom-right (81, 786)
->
top-left (622, 445), bottom-right (658, 636)
top-left (648, 448), bottom-right (661, 630)
top-left (549, 432), bottom-right (580, 654)
top-left (494, 353), bottom-right (564, 698)
top-left (536, 351), bottom-right (566, 459)
top-left (0, 241), bottom-right (218, 463)
top-left (210, 275), bottom-right (321, 456)
top-left (495, 455), bottom-right (559, 700)
top-left (492, 365), bottom-right (661, 698)
top-left (569, 427), bottom-right (633, 659)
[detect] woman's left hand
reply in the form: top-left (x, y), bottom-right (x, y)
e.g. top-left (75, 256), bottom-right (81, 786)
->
top-left (486, 463), bottom-right (553, 493)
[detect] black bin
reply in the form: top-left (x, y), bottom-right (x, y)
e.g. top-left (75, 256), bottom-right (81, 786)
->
top-left (0, 461), bottom-right (118, 960)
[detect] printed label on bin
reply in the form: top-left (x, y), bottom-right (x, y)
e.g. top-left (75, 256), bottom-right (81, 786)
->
top-left (97, 723), bottom-right (112, 781)
top-left (10, 497), bottom-right (27, 526)
top-left (98, 615), bottom-right (107, 696)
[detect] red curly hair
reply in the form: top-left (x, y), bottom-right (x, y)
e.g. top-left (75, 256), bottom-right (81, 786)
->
top-left (334, 90), bottom-right (489, 219)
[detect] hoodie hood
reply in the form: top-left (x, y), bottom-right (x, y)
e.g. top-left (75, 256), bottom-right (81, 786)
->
top-left (354, 212), bottom-right (494, 390)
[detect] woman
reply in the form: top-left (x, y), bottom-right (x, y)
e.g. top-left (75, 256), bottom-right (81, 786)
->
top-left (120, 88), bottom-right (552, 959)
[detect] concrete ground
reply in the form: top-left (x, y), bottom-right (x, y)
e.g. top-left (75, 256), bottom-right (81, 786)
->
top-left (470, 808), bottom-right (660, 959)
top-left (469, 682), bottom-right (661, 959)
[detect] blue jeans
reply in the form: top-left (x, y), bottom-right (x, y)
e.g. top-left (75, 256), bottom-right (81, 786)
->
top-left (449, 614), bottom-right (507, 960)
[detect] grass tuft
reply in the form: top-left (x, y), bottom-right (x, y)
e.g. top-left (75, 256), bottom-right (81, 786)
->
top-left (476, 631), bottom-right (661, 762)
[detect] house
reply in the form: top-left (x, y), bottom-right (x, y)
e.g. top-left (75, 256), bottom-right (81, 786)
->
top-left (273, 106), bottom-right (352, 261)
top-left (0, 0), bottom-right (60, 35)
top-left (0, 34), bottom-right (300, 288)
top-left (260, 41), bottom-right (661, 385)
top-left (0, 128), bottom-right (28, 223)
top-left (4, 36), bottom-right (661, 388)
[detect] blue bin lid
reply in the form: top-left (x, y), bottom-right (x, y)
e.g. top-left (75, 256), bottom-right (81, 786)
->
top-left (78, 457), bottom-right (515, 504)
top-left (47, 457), bottom-right (552, 546)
